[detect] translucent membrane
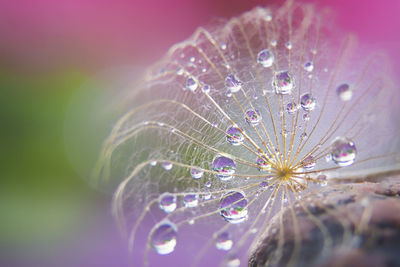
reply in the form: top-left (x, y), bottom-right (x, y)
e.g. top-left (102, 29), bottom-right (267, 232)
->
top-left (91, 1), bottom-right (400, 266)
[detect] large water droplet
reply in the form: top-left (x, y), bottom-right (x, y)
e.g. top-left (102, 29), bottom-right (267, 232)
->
top-left (245, 109), bottom-right (262, 126)
top-left (212, 156), bottom-right (236, 181)
top-left (274, 71), bottom-right (294, 95)
top-left (286, 102), bottom-right (298, 115)
top-left (159, 193), bottom-right (177, 213)
top-left (151, 222), bottom-right (178, 255)
top-left (257, 49), bottom-right (274, 67)
top-left (186, 77), bottom-right (198, 92)
top-left (300, 93), bottom-right (316, 111)
top-left (336, 83), bottom-right (352, 101)
top-left (183, 193), bottom-right (199, 208)
top-left (256, 156), bottom-right (272, 172)
top-left (190, 167), bottom-right (204, 179)
top-left (226, 126), bottom-right (244, 146)
top-left (219, 191), bottom-right (248, 224)
top-left (331, 137), bottom-right (357, 166)
top-left (215, 232), bottom-right (233, 251)
top-left (225, 74), bottom-right (242, 93)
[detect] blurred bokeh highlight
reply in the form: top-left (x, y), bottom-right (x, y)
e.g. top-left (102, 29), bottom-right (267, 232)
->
top-left (0, 0), bottom-right (399, 266)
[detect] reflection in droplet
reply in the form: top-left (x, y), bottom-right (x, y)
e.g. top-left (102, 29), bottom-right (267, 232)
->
top-left (151, 222), bottom-right (178, 255)
top-left (331, 137), bottom-right (357, 166)
top-left (286, 102), bottom-right (298, 115)
top-left (186, 77), bottom-right (198, 92)
top-left (159, 193), bottom-right (177, 213)
top-left (302, 155), bottom-right (316, 170)
top-left (300, 93), bottom-right (316, 111)
top-left (162, 161), bottom-right (173, 170)
top-left (183, 194), bottom-right (199, 208)
top-left (257, 49), bottom-right (274, 68)
top-left (274, 71), bottom-right (294, 95)
top-left (225, 74), bottom-right (242, 93)
top-left (220, 191), bottom-right (248, 224)
top-left (190, 167), bottom-right (204, 179)
top-left (215, 232), bottom-right (233, 251)
top-left (304, 61), bottom-right (314, 72)
top-left (212, 156), bottom-right (236, 181)
top-left (336, 83), bottom-right (352, 101)
top-left (245, 109), bottom-right (262, 126)
top-left (226, 126), bottom-right (244, 146)
top-left (257, 156), bottom-right (272, 172)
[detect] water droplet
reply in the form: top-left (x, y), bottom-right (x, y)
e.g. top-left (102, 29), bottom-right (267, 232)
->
top-left (286, 102), bottom-right (298, 115)
top-left (256, 156), bottom-right (272, 172)
top-left (274, 71), bottom-right (294, 95)
top-left (270, 39), bottom-right (277, 47)
top-left (176, 67), bottom-right (184, 75)
top-left (189, 56), bottom-right (195, 62)
top-left (212, 156), bottom-right (236, 181)
top-left (183, 194), bottom-right (199, 208)
top-left (303, 113), bottom-right (310, 121)
top-left (203, 192), bottom-right (211, 200)
top-left (225, 74), bottom-right (242, 93)
top-left (259, 181), bottom-right (269, 190)
top-left (311, 48), bottom-right (317, 55)
top-left (304, 61), bottom-right (314, 72)
top-left (226, 126), bottom-right (244, 146)
top-left (162, 161), bottom-right (173, 170)
top-left (221, 43), bottom-right (227, 50)
top-left (186, 77), bottom-right (198, 92)
top-left (300, 93), bottom-right (316, 111)
top-left (150, 160), bottom-right (157, 166)
top-left (215, 232), bottom-right (233, 251)
top-left (257, 49), bottom-right (274, 67)
top-left (201, 84), bottom-right (210, 94)
top-left (336, 83), bottom-right (352, 101)
top-left (226, 255), bottom-right (240, 267)
top-left (205, 181), bottom-right (212, 188)
top-left (331, 137), bottom-right (357, 166)
top-left (190, 168), bottom-right (204, 179)
top-left (245, 109), bottom-right (262, 126)
top-left (265, 13), bottom-right (272, 22)
top-left (151, 222), bottom-right (177, 255)
top-left (301, 155), bottom-right (316, 170)
top-left (219, 191), bottom-right (248, 224)
top-left (159, 193), bottom-right (177, 213)
top-left (285, 41), bottom-right (292, 50)
top-left (226, 90), bottom-right (232, 97)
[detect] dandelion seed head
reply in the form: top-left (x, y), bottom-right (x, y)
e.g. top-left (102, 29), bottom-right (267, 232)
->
top-left (90, 1), bottom-right (400, 266)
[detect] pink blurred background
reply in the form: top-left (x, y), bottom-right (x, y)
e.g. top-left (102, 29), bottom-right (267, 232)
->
top-left (0, 0), bottom-right (398, 266)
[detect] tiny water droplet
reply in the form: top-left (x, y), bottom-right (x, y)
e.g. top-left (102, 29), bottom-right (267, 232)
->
top-left (226, 255), bottom-right (240, 267)
top-left (212, 156), bottom-right (236, 181)
top-left (162, 161), bottom-right (173, 170)
top-left (205, 181), bottom-right (212, 188)
top-left (186, 77), bottom-right (198, 92)
top-left (331, 137), bottom-right (357, 166)
top-left (304, 61), bottom-right (314, 72)
top-left (159, 193), bottom-right (177, 213)
top-left (225, 74), bottom-right (242, 93)
top-left (151, 222), bottom-right (177, 255)
top-left (226, 89), bottom-right (232, 97)
top-left (189, 56), bottom-right (195, 62)
top-left (336, 83), bottom-right (352, 101)
top-left (150, 160), bottom-right (157, 166)
top-left (300, 93), bottom-right (316, 111)
top-left (190, 167), bottom-right (204, 179)
top-left (256, 156), bottom-right (272, 172)
top-left (215, 232), bottom-right (233, 251)
top-left (286, 102), bottom-right (298, 115)
top-left (220, 191), bottom-right (248, 224)
top-left (257, 49), bottom-right (274, 67)
top-left (221, 43), bottom-right (227, 50)
top-left (245, 109), bottom-right (262, 126)
top-left (274, 71), bottom-right (294, 95)
top-left (285, 41), bottom-right (292, 50)
top-left (226, 126), bottom-right (244, 146)
top-left (202, 84), bottom-right (210, 94)
top-left (270, 39), bottom-right (277, 46)
top-left (302, 155), bottom-right (316, 170)
top-left (183, 194), bottom-right (199, 208)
